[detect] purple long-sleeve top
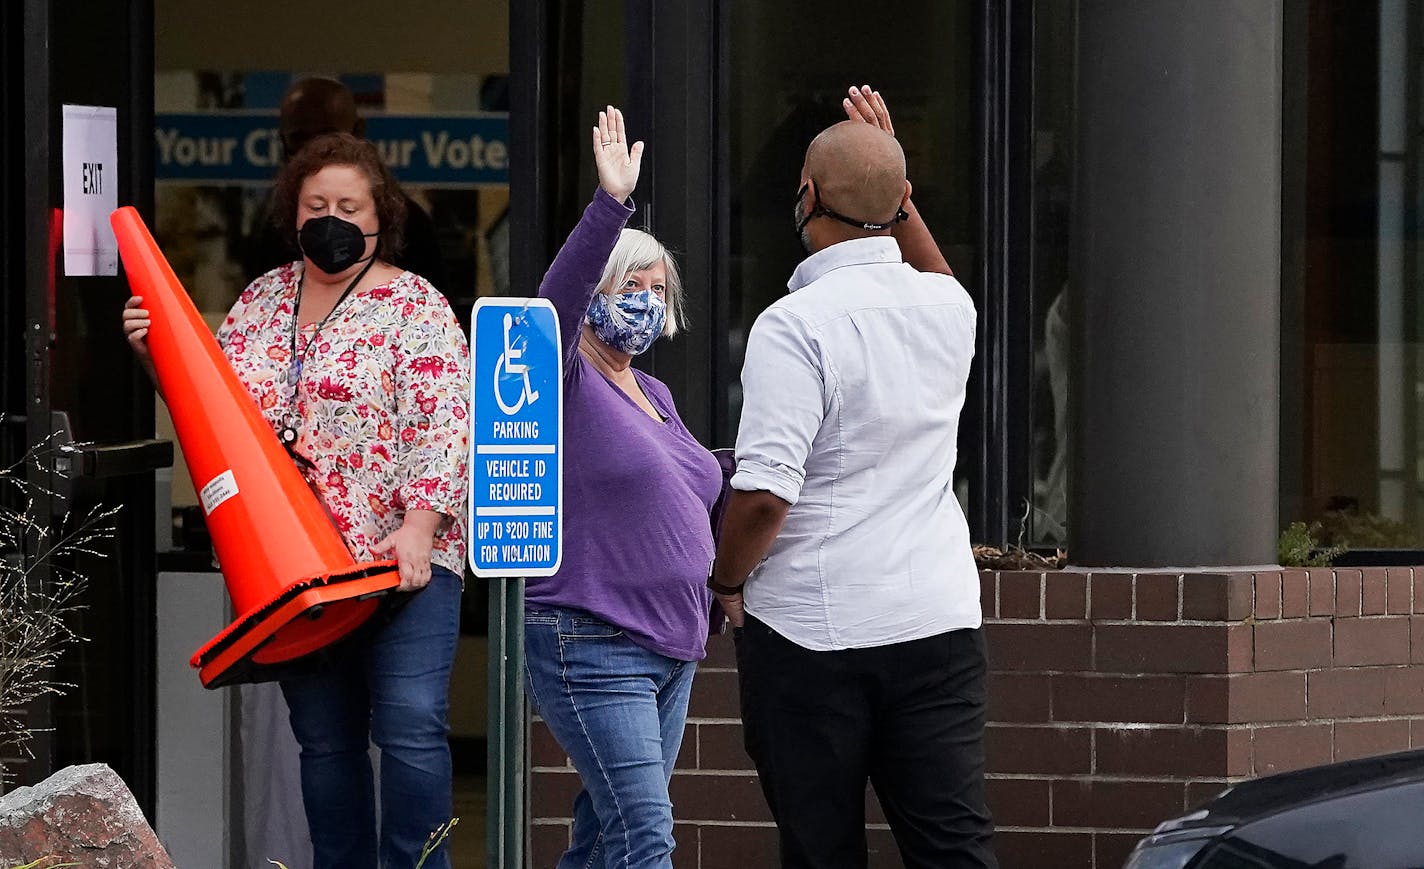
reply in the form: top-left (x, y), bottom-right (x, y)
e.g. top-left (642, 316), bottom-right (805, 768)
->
top-left (525, 188), bottom-right (722, 662)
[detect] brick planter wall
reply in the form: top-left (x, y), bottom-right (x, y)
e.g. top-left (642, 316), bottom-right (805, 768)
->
top-left (528, 567), bottom-right (1424, 869)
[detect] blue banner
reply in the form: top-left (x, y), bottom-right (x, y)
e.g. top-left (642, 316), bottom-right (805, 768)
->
top-left (155, 112), bottom-right (509, 187)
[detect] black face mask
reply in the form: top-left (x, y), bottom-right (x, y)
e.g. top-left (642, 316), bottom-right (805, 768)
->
top-left (793, 185), bottom-right (814, 252)
top-left (793, 179), bottom-right (909, 243)
top-left (298, 215), bottom-right (378, 275)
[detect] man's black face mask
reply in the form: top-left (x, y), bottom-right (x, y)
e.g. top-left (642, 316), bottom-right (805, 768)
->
top-left (793, 178), bottom-right (909, 239)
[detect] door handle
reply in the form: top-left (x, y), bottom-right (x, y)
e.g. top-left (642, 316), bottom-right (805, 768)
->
top-left (39, 411), bottom-right (174, 520)
top-left (48, 411), bottom-right (174, 479)
top-left (66, 438), bottom-right (174, 479)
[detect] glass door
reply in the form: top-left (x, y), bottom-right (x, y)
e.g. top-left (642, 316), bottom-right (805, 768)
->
top-left (4, 0), bottom-right (161, 808)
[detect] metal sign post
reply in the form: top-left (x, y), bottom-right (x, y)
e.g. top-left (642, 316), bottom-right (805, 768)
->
top-left (470, 296), bottom-right (562, 869)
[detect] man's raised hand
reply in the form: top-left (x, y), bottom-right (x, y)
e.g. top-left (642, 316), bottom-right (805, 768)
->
top-left (842, 85), bottom-right (895, 138)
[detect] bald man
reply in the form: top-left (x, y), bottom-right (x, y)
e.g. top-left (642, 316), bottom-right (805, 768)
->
top-left (245, 78), bottom-right (457, 326)
top-left (709, 88), bottom-right (997, 868)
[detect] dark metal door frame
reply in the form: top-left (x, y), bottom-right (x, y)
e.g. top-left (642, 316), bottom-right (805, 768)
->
top-left (969, 0), bottom-right (1038, 548)
top-left (622, 0), bottom-right (730, 447)
top-left (21, 0), bottom-right (60, 790)
top-left (14, 0), bottom-right (158, 809)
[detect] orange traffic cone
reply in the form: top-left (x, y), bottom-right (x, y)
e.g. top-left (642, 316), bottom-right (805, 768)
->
top-left (111, 206), bottom-right (401, 688)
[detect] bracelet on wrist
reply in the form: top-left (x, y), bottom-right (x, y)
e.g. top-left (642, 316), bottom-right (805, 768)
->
top-left (706, 558), bottom-right (743, 596)
top-left (706, 576), bottom-right (744, 597)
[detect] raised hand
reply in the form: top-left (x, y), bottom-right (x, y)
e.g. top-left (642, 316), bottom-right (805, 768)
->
top-left (592, 105), bottom-right (645, 203)
top-left (842, 84), bottom-right (895, 138)
top-left (840, 85), bottom-right (950, 275)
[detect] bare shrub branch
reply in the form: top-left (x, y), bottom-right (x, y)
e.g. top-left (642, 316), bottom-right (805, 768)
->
top-left (0, 426), bottom-right (117, 777)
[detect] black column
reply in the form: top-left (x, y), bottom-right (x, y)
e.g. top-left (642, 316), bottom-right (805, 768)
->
top-left (1071, 0), bottom-right (1282, 566)
top-left (622, 0), bottom-right (727, 445)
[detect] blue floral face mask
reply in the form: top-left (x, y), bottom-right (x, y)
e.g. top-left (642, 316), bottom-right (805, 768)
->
top-left (586, 289), bottom-right (667, 356)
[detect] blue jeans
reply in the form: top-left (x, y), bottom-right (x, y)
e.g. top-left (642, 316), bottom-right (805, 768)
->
top-left (280, 565), bottom-right (462, 869)
top-left (524, 607), bottom-right (697, 869)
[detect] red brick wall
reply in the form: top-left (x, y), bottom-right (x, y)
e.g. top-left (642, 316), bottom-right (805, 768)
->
top-left (528, 567), bottom-right (1424, 869)
top-left (983, 567), bottom-right (1423, 869)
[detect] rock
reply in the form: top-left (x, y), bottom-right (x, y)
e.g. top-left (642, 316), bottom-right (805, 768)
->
top-left (0, 764), bottom-right (175, 868)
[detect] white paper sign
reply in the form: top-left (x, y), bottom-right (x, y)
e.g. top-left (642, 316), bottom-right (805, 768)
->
top-left (62, 104), bottom-right (119, 276)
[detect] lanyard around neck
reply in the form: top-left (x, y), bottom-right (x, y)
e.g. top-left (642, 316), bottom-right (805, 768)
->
top-left (286, 257), bottom-right (376, 389)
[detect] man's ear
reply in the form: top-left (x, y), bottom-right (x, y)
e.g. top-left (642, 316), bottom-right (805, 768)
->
top-left (902, 178), bottom-right (913, 209)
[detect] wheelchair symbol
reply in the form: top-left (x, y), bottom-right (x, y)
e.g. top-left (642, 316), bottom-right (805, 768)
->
top-left (494, 312), bottom-right (540, 415)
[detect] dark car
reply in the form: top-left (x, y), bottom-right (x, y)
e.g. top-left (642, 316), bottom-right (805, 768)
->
top-left (1123, 749), bottom-right (1424, 868)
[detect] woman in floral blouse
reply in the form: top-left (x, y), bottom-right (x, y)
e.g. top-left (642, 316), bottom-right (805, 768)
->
top-left (123, 132), bottom-right (469, 869)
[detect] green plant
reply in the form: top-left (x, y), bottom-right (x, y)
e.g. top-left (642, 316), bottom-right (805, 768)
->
top-left (268, 816), bottom-right (458, 869)
top-left (1278, 521), bottom-right (1346, 567)
top-left (417, 818), bottom-right (459, 868)
top-left (7, 859), bottom-right (79, 868)
top-left (1315, 508), bottom-right (1418, 549)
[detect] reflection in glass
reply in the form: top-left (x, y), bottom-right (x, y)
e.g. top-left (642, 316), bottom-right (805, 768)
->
top-left (1029, 0), bottom-right (1074, 546)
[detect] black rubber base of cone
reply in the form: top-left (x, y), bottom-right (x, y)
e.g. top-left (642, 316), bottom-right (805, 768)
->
top-left (194, 565), bottom-right (410, 688)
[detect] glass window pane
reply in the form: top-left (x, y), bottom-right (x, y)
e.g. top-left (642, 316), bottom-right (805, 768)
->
top-left (724, 1), bottom-right (979, 458)
top-left (1028, 0), bottom-right (1075, 547)
top-left (1283, 0), bottom-right (1424, 550)
top-left (149, 3), bottom-right (514, 863)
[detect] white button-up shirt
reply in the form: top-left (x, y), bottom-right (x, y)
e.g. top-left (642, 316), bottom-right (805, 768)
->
top-left (732, 237), bottom-right (982, 651)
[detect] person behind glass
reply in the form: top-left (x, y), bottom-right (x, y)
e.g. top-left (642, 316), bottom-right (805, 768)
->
top-left (122, 132), bottom-right (470, 869)
top-left (524, 106), bottom-right (721, 869)
top-left (244, 77), bottom-right (457, 327)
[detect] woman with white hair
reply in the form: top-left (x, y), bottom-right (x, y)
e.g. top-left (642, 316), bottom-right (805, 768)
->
top-left (523, 106), bottom-right (721, 868)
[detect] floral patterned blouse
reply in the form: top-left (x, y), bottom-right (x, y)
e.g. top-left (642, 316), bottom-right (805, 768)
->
top-left (216, 263), bottom-right (471, 574)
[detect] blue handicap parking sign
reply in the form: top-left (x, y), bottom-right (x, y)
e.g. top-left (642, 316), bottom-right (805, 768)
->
top-left (468, 297), bottom-right (563, 577)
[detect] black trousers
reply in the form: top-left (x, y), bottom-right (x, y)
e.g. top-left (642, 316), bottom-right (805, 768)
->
top-left (735, 616), bottom-right (998, 869)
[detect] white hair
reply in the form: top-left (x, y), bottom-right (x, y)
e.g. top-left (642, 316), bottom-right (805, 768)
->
top-left (594, 228), bottom-right (687, 337)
